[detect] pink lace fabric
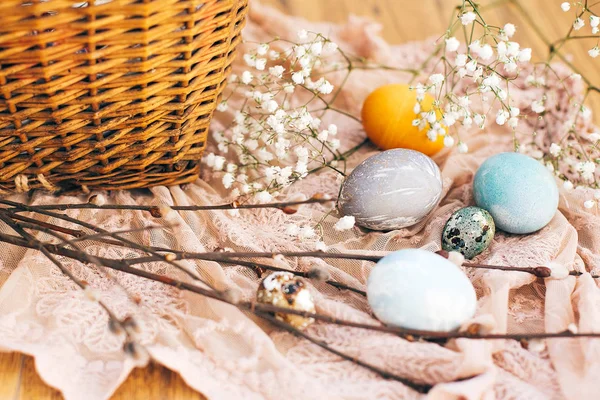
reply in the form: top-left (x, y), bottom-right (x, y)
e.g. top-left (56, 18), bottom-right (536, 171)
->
top-left (1, 4), bottom-right (599, 399)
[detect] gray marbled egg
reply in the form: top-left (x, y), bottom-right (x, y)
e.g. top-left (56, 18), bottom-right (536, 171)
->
top-left (442, 206), bottom-right (495, 259)
top-left (338, 149), bottom-right (443, 231)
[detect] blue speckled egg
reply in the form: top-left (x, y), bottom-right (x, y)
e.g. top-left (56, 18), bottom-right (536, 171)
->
top-left (367, 249), bottom-right (477, 332)
top-left (442, 206), bottom-right (495, 259)
top-left (338, 149), bottom-right (443, 231)
top-left (473, 152), bottom-right (558, 234)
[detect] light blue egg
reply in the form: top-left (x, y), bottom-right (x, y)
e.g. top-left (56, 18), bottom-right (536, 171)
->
top-left (367, 249), bottom-right (477, 332)
top-left (473, 152), bottom-right (559, 234)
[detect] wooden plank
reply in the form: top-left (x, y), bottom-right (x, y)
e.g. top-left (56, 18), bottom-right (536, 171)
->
top-left (111, 362), bottom-right (206, 400)
top-left (0, 352), bottom-right (23, 400)
top-left (0, 353), bottom-right (207, 400)
top-left (18, 356), bottom-right (62, 400)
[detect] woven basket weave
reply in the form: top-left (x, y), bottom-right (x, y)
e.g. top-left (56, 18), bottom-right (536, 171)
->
top-left (0, 0), bottom-right (247, 193)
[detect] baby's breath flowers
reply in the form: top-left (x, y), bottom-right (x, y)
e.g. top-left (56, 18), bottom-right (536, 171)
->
top-left (204, 31), bottom-right (349, 202)
top-left (207, 2), bottom-right (600, 212)
top-left (525, 1), bottom-right (600, 205)
top-left (412, 3), bottom-right (532, 150)
top-left (334, 215), bottom-right (356, 231)
top-left (416, 0), bottom-right (600, 208)
top-left (559, 2), bottom-right (600, 60)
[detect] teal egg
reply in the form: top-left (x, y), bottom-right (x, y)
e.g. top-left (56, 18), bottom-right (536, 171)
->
top-left (473, 152), bottom-right (559, 234)
top-left (442, 206), bottom-right (495, 259)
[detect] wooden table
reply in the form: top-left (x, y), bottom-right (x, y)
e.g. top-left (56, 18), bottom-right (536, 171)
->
top-left (2, 1), bottom-right (598, 398)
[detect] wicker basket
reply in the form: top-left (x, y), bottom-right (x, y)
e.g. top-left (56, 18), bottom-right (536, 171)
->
top-left (0, 0), bottom-right (248, 193)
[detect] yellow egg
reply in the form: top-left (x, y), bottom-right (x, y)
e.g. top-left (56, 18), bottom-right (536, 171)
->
top-left (361, 83), bottom-right (445, 156)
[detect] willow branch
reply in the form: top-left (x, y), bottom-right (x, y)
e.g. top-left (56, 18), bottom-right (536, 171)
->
top-left (255, 310), bottom-right (432, 393)
top-left (1, 201), bottom-right (584, 286)
top-left (135, 250), bottom-right (571, 279)
top-left (5, 213), bottom-right (367, 295)
top-left (7, 215), bottom-right (150, 310)
top-left (0, 230), bottom-right (426, 389)
top-left (1, 230), bottom-right (598, 343)
top-left (0, 200), bottom-right (587, 286)
top-left (181, 253), bottom-right (367, 296)
top-left (38, 227), bottom-right (368, 296)
top-left (72, 225), bottom-right (176, 243)
top-left (8, 196), bottom-right (334, 215)
top-left (8, 212), bottom-right (85, 238)
top-left (0, 199), bottom-right (215, 289)
top-left (0, 212), bottom-right (140, 350)
top-left (166, 250), bottom-right (382, 262)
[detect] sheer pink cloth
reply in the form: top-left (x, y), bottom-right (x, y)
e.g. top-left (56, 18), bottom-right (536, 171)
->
top-left (0, 4), bottom-right (599, 399)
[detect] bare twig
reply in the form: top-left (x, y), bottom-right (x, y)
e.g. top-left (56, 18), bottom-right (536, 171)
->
top-left (0, 230), bottom-right (424, 389)
top-left (0, 212), bottom-right (133, 341)
top-left (2, 199), bottom-right (599, 393)
top-left (0, 230), bottom-right (597, 343)
top-left (9, 196), bottom-right (334, 214)
top-left (255, 311), bottom-right (433, 393)
top-left (8, 212), bottom-right (85, 238)
top-left (0, 199), bottom-right (216, 289)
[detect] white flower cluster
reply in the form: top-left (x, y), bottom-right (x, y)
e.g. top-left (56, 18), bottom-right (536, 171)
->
top-left (284, 223), bottom-right (318, 240)
top-left (556, 3), bottom-right (600, 204)
top-left (334, 215), bottom-right (355, 231)
top-left (583, 190), bottom-right (600, 209)
top-left (525, 134), bottom-right (600, 208)
top-left (422, 3), bottom-right (600, 208)
top-left (561, 3), bottom-right (600, 55)
top-left (414, 11), bottom-right (533, 150)
top-left (283, 214), bottom-right (355, 247)
top-left (204, 31), bottom-right (341, 201)
top-left (206, 3), bottom-right (600, 212)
